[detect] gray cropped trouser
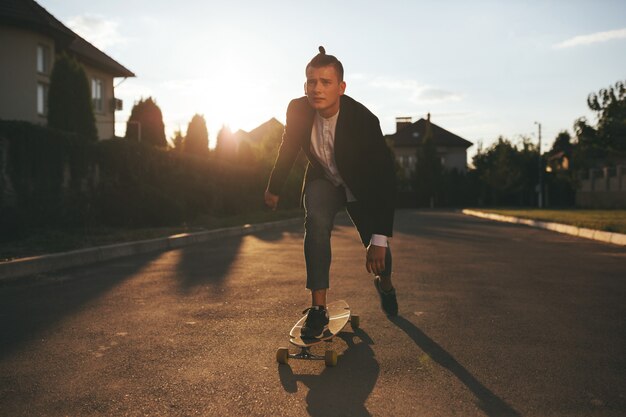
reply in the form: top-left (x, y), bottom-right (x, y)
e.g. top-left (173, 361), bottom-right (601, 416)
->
top-left (303, 178), bottom-right (392, 290)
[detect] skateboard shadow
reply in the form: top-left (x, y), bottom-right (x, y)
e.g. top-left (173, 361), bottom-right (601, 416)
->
top-left (389, 315), bottom-right (521, 417)
top-left (278, 328), bottom-right (378, 417)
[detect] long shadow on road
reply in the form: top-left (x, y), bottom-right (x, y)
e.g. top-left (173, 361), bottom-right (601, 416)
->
top-left (174, 224), bottom-right (303, 292)
top-left (394, 209), bottom-right (517, 244)
top-left (0, 223), bottom-right (301, 359)
top-left (390, 315), bottom-right (521, 417)
top-left (0, 251), bottom-right (162, 361)
top-left (278, 329), bottom-right (378, 417)
top-left (174, 235), bottom-right (244, 292)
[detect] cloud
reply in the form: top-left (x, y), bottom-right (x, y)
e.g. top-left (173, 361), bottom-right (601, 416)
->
top-left (418, 88), bottom-right (463, 103)
top-left (434, 111), bottom-right (476, 120)
top-left (554, 27), bottom-right (626, 49)
top-left (160, 78), bottom-right (207, 91)
top-left (362, 76), bottom-right (463, 104)
top-left (66, 14), bottom-right (126, 50)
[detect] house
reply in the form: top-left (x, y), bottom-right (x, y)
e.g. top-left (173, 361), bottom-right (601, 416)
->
top-left (244, 117), bottom-right (284, 144)
top-left (229, 118), bottom-right (284, 151)
top-left (385, 113), bottom-right (473, 180)
top-left (0, 0), bottom-right (134, 140)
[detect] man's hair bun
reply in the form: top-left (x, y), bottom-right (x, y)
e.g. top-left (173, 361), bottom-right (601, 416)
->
top-left (306, 45), bottom-right (344, 81)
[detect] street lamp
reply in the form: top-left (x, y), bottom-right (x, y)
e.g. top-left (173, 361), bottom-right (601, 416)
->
top-left (534, 121), bottom-right (543, 208)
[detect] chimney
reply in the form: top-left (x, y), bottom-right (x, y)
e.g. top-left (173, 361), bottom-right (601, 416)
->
top-left (396, 116), bottom-right (412, 132)
top-left (427, 112), bottom-right (431, 122)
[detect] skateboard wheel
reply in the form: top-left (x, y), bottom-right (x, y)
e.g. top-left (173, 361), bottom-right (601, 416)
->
top-left (325, 350), bottom-right (337, 367)
top-left (276, 347), bottom-right (289, 364)
top-left (350, 314), bottom-right (360, 330)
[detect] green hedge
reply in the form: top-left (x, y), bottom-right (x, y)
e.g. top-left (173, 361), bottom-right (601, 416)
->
top-left (0, 120), bottom-right (301, 239)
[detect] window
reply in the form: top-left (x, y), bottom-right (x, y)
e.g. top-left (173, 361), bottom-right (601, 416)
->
top-left (91, 78), bottom-right (103, 112)
top-left (37, 83), bottom-right (48, 115)
top-left (37, 45), bottom-right (50, 74)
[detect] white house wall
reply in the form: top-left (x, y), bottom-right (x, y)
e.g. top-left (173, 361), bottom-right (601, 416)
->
top-left (0, 26), bottom-right (118, 140)
top-left (82, 63), bottom-right (115, 140)
top-left (0, 26), bottom-right (54, 125)
top-left (393, 145), bottom-right (468, 175)
top-left (439, 148), bottom-right (468, 173)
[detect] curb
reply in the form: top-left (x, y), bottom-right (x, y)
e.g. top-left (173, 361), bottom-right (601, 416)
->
top-left (462, 209), bottom-right (626, 247)
top-left (0, 217), bottom-right (303, 281)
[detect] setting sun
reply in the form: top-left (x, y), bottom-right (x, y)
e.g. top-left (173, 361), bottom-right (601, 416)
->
top-left (116, 38), bottom-right (287, 148)
top-left (205, 64), bottom-right (269, 136)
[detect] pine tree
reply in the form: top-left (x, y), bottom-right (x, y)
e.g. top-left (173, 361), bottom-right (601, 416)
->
top-left (171, 129), bottom-right (184, 152)
top-left (183, 114), bottom-right (209, 155)
top-left (125, 97), bottom-right (167, 147)
top-left (47, 53), bottom-right (97, 141)
top-left (214, 125), bottom-right (237, 161)
top-left (413, 122), bottom-right (442, 207)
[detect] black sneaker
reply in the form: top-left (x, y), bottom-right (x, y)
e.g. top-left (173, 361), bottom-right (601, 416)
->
top-left (374, 276), bottom-right (398, 317)
top-left (300, 306), bottom-right (329, 338)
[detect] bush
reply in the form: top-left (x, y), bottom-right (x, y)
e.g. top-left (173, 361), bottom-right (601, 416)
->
top-left (0, 120), bottom-right (303, 237)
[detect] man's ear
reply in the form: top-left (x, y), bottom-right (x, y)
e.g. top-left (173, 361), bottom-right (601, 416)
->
top-left (303, 81), bottom-right (307, 96)
top-left (339, 81), bottom-right (346, 95)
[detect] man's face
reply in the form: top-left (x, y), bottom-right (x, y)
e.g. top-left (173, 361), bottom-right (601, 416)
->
top-left (305, 65), bottom-right (346, 118)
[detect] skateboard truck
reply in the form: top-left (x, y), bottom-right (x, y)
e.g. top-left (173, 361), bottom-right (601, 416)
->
top-left (276, 346), bottom-right (338, 366)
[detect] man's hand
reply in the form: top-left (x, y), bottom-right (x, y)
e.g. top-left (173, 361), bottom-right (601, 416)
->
top-left (264, 190), bottom-right (279, 211)
top-left (366, 244), bottom-right (386, 276)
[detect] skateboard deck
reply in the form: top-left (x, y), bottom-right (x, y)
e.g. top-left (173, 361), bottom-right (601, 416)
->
top-left (289, 300), bottom-right (351, 346)
top-left (277, 300), bottom-right (359, 367)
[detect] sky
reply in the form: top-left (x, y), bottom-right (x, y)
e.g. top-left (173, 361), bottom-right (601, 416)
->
top-left (38, 0), bottom-right (626, 159)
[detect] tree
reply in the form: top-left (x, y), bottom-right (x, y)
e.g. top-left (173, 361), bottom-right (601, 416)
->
top-left (171, 128), bottom-right (184, 152)
top-left (545, 131), bottom-right (576, 206)
top-left (546, 131), bottom-right (573, 171)
top-left (47, 53), bottom-right (97, 141)
top-left (587, 79), bottom-right (626, 151)
top-left (472, 137), bottom-right (538, 206)
top-left (573, 79), bottom-right (626, 168)
top-left (183, 114), bottom-right (209, 155)
top-left (236, 140), bottom-right (256, 166)
top-left (551, 131), bottom-right (573, 155)
top-left (413, 123), bottom-right (442, 207)
top-left (214, 125), bottom-right (237, 161)
top-left (125, 97), bottom-right (167, 147)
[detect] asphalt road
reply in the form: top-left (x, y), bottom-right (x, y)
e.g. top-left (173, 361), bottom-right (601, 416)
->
top-left (0, 210), bottom-right (624, 417)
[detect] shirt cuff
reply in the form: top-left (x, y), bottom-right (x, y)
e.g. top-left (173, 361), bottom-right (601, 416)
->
top-left (369, 234), bottom-right (389, 247)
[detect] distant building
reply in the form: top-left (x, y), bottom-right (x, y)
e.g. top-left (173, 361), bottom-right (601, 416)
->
top-left (385, 113), bottom-right (473, 180)
top-left (244, 117), bottom-right (284, 144)
top-left (229, 118), bottom-right (283, 151)
top-left (0, 0), bottom-right (134, 140)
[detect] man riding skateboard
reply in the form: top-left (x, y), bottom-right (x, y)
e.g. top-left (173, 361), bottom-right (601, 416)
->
top-left (265, 46), bottom-right (398, 338)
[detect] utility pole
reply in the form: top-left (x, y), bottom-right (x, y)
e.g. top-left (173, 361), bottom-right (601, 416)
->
top-left (534, 121), bottom-right (543, 208)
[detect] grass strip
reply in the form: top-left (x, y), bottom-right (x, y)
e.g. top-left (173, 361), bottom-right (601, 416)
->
top-left (470, 208), bottom-right (626, 234)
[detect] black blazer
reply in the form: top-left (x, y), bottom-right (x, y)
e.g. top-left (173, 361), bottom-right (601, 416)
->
top-left (267, 95), bottom-right (396, 236)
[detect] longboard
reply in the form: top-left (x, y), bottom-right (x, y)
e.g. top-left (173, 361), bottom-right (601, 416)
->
top-left (276, 300), bottom-right (359, 367)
